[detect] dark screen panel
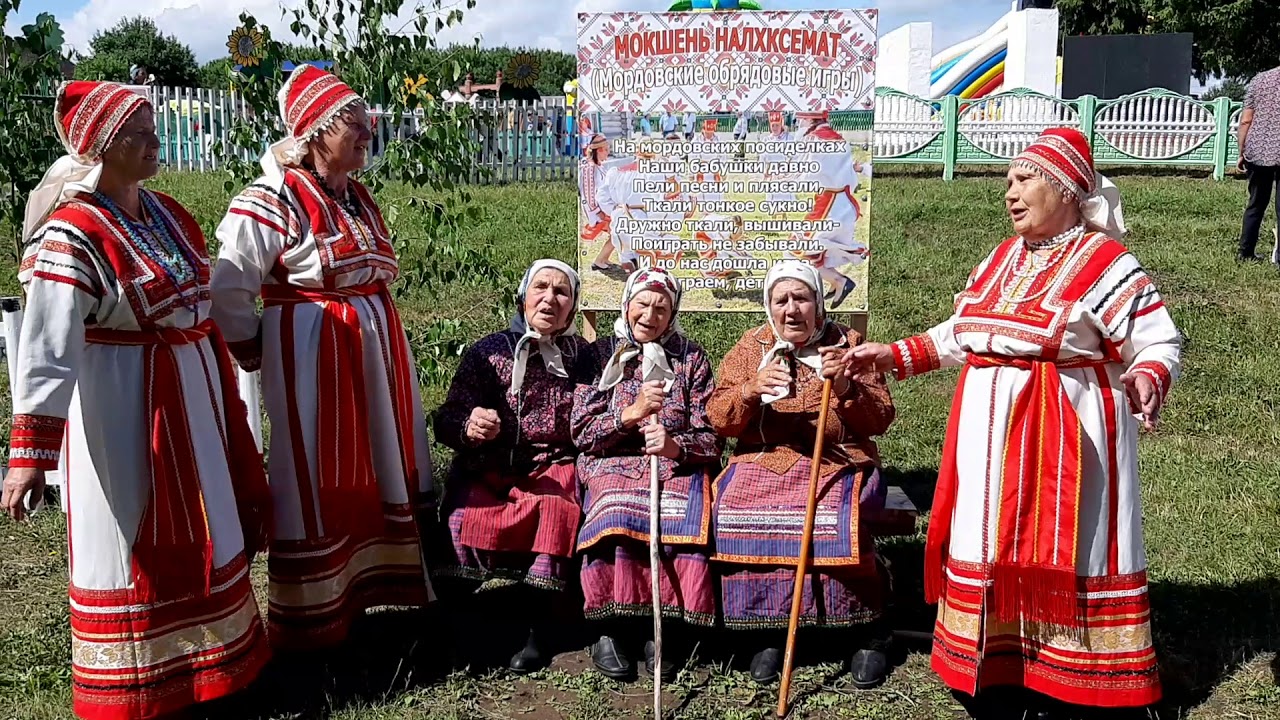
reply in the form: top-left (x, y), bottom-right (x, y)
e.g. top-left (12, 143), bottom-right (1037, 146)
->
top-left (1061, 33), bottom-right (1193, 99)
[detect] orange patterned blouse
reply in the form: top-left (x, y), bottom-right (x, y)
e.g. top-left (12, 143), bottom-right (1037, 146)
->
top-left (707, 322), bottom-right (895, 479)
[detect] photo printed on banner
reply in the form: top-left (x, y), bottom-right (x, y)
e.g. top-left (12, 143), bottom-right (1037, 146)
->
top-left (576, 10), bottom-right (877, 312)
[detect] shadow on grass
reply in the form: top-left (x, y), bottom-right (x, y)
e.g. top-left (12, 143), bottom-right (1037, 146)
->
top-left (195, 513), bottom-right (1276, 719)
top-left (200, 607), bottom-right (453, 720)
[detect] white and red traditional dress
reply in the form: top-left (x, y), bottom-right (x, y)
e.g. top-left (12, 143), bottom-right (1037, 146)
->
top-left (689, 122), bottom-right (726, 205)
top-left (579, 152), bottom-right (610, 240)
top-left (894, 229), bottom-right (1179, 707)
top-left (596, 160), bottom-right (686, 267)
top-left (13, 190), bottom-right (272, 720)
top-left (212, 164), bottom-right (435, 649)
top-left (793, 118), bottom-right (868, 271)
top-left (10, 79), bottom-right (271, 720)
top-left (210, 63), bottom-right (433, 652)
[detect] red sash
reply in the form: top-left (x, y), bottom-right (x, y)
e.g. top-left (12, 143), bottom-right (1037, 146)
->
top-left (806, 186), bottom-right (860, 222)
top-left (925, 354), bottom-right (1107, 629)
top-left (262, 283), bottom-right (419, 539)
top-left (86, 319), bottom-right (270, 602)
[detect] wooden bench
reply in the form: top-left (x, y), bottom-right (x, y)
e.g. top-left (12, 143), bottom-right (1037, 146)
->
top-left (868, 485), bottom-right (919, 537)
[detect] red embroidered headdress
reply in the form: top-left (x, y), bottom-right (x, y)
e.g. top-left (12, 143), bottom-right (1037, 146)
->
top-left (23, 81), bottom-right (151, 242)
top-left (265, 64), bottom-right (365, 172)
top-left (1012, 127), bottom-right (1127, 238)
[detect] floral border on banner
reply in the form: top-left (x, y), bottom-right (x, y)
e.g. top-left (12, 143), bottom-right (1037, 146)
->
top-left (576, 10), bottom-right (878, 114)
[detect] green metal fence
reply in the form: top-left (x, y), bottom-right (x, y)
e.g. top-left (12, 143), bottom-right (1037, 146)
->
top-left (873, 87), bottom-right (1242, 180)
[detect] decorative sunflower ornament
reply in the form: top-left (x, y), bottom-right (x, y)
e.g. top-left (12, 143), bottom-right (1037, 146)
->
top-left (226, 25), bottom-right (265, 68)
top-left (505, 52), bottom-right (542, 90)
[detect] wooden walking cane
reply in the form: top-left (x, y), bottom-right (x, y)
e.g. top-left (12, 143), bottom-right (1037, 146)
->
top-left (776, 377), bottom-right (834, 718)
top-left (648, 413), bottom-right (664, 720)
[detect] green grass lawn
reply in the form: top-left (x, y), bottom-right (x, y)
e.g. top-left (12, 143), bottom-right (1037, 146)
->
top-left (1, 169), bottom-right (1278, 719)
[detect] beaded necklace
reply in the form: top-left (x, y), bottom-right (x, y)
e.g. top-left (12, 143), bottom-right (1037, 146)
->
top-left (303, 166), bottom-right (374, 251)
top-left (998, 225), bottom-right (1084, 305)
top-left (304, 166), bottom-right (362, 216)
top-left (93, 190), bottom-right (200, 310)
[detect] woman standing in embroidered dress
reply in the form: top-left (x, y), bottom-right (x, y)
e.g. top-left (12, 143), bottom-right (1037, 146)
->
top-left (1, 81), bottom-right (271, 720)
top-left (707, 260), bottom-right (896, 688)
top-left (210, 65), bottom-right (434, 651)
top-left (572, 268), bottom-right (720, 681)
top-left (432, 260), bottom-right (592, 673)
top-left (844, 128), bottom-right (1181, 715)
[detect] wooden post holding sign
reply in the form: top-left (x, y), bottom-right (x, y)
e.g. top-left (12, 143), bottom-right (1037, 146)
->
top-left (575, 7), bottom-right (881, 717)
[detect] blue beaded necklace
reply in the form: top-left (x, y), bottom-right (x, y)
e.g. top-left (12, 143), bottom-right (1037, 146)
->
top-left (93, 190), bottom-right (200, 310)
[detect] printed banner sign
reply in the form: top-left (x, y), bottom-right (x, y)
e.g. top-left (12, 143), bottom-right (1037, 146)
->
top-left (575, 10), bottom-right (877, 312)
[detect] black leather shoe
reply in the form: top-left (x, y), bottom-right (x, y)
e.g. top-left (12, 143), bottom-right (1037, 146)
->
top-left (849, 647), bottom-right (888, 689)
top-left (590, 635), bottom-right (635, 680)
top-left (642, 639), bottom-right (677, 681)
top-left (509, 628), bottom-right (547, 674)
top-left (830, 277), bottom-right (856, 309)
top-left (749, 647), bottom-right (782, 683)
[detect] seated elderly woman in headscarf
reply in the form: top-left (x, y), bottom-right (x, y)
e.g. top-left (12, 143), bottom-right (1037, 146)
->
top-left (432, 259), bottom-right (594, 673)
top-left (706, 260), bottom-right (896, 688)
top-left (572, 267), bottom-right (721, 681)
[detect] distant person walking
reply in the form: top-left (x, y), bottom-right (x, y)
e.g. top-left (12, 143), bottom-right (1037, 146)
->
top-left (1237, 66), bottom-right (1280, 263)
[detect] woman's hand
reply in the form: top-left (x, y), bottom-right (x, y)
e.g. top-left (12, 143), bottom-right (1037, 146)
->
top-left (820, 347), bottom-right (852, 395)
top-left (744, 360), bottom-right (791, 401)
top-left (1119, 371), bottom-right (1162, 431)
top-left (465, 407), bottom-right (501, 443)
top-left (1, 467), bottom-right (45, 521)
top-left (642, 422), bottom-right (681, 459)
top-left (841, 342), bottom-right (895, 377)
top-left (622, 380), bottom-right (667, 427)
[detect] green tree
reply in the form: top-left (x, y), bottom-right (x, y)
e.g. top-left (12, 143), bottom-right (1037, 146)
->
top-left (74, 17), bottom-right (198, 86)
top-left (198, 58), bottom-right (232, 89)
top-left (1203, 77), bottom-right (1248, 103)
top-left (1056, 0), bottom-right (1280, 81)
top-left (0, 1), bottom-right (68, 263)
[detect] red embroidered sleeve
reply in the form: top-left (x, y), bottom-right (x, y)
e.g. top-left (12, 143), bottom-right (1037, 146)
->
top-left (891, 334), bottom-right (941, 381)
top-left (8, 414), bottom-right (65, 470)
top-left (1129, 360), bottom-right (1172, 405)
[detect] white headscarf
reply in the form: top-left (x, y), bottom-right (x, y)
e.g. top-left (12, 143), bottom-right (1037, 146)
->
top-left (598, 267), bottom-right (683, 391)
top-left (1081, 172), bottom-right (1127, 239)
top-left (509, 259), bottom-right (580, 395)
top-left (759, 260), bottom-right (827, 404)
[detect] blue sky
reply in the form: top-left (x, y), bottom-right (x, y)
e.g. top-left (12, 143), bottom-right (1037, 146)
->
top-left (18, 0), bottom-right (1018, 64)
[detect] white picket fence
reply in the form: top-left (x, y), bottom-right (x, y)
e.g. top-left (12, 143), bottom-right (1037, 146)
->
top-left (141, 85), bottom-right (580, 181)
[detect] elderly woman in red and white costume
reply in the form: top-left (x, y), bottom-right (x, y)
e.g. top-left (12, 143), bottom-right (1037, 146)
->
top-left (211, 65), bottom-right (434, 651)
top-left (2, 81), bottom-right (270, 720)
top-left (845, 128), bottom-right (1180, 715)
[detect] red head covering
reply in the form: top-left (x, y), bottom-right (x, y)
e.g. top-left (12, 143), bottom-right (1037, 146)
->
top-left (23, 81), bottom-right (150, 242)
top-left (55, 80), bottom-right (151, 162)
top-left (1011, 127), bottom-right (1095, 199)
top-left (277, 64), bottom-right (363, 144)
top-left (702, 118), bottom-right (718, 133)
top-left (796, 109), bottom-right (829, 121)
top-left (262, 64), bottom-right (364, 174)
top-left (1012, 127), bottom-right (1127, 238)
